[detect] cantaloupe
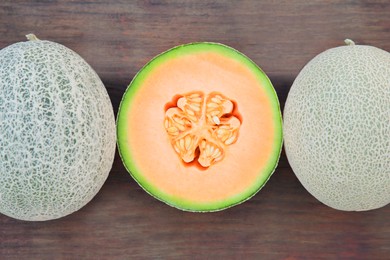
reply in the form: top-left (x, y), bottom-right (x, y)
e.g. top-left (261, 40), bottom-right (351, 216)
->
top-left (0, 35), bottom-right (116, 221)
top-left (117, 43), bottom-right (283, 211)
top-left (283, 40), bottom-right (390, 211)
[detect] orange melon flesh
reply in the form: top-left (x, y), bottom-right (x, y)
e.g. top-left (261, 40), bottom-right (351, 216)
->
top-left (117, 43), bottom-right (282, 211)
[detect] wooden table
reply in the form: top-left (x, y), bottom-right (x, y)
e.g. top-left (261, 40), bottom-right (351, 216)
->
top-left (1, 1), bottom-right (389, 259)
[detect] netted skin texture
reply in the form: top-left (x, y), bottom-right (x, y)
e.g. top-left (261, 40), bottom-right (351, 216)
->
top-left (0, 39), bottom-right (116, 221)
top-left (284, 44), bottom-right (390, 211)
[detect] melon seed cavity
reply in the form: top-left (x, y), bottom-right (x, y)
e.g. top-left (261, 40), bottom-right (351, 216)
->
top-left (164, 91), bottom-right (241, 168)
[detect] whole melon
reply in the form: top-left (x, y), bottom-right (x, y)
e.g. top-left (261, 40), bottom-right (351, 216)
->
top-left (0, 34), bottom-right (116, 221)
top-left (283, 40), bottom-right (390, 211)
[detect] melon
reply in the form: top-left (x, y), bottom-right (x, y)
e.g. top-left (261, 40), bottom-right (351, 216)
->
top-left (283, 39), bottom-right (390, 211)
top-left (0, 34), bottom-right (116, 221)
top-left (117, 43), bottom-right (283, 211)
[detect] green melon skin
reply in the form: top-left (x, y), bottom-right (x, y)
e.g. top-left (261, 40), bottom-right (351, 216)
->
top-left (0, 35), bottom-right (116, 221)
top-left (283, 40), bottom-right (390, 211)
top-left (117, 42), bottom-right (283, 212)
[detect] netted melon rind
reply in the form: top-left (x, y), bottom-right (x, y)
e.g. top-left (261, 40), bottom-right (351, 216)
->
top-left (0, 39), bottom-right (116, 221)
top-left (284, 44), bottom-right (390, 211)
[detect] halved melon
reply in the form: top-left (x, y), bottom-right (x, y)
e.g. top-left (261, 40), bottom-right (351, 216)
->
top-left (117, 43), bottom-right (282, 211)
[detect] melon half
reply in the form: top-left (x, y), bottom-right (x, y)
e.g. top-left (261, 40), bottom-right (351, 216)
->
top-left (117, 43), bottom-right (282, 211)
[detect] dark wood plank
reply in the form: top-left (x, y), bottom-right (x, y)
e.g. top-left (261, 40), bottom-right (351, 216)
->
top-left (0, 1), bottom-right (389, 259)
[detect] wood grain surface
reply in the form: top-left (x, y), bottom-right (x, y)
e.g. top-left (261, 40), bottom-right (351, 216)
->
top-left (0, 1), bottom-right (389, 259)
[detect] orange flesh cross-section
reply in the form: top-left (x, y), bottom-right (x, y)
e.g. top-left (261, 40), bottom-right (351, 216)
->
top-left (164, 92), bottom-right (241, 168)
top-left (120, 46), bottom-right (281, 208)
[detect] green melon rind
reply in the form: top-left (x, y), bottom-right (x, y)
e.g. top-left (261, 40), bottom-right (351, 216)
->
top-left (117, 42), bottom-right (282, 212)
